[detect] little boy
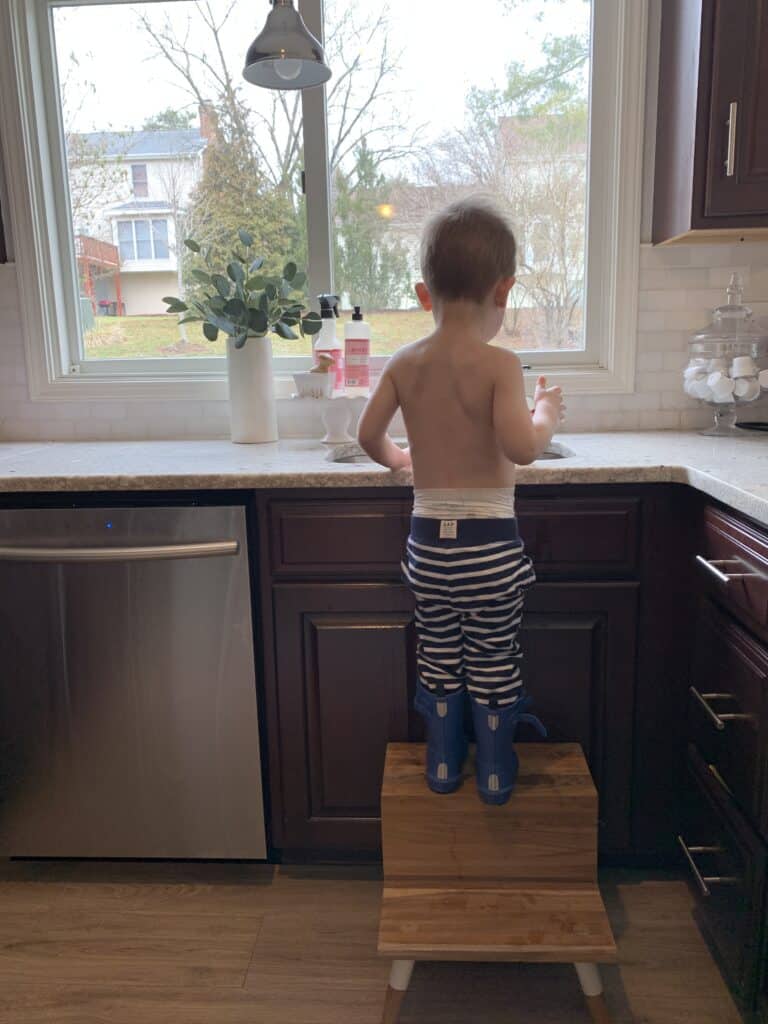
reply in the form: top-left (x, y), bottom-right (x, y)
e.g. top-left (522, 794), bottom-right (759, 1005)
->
top-left (357, 196), bottom-right (565, 805)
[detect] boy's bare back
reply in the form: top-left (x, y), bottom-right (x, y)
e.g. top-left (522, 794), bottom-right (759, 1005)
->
top-left (357, 195), bottom-right (565, 479)
top-left (387, 332), bottom-right (517, 489)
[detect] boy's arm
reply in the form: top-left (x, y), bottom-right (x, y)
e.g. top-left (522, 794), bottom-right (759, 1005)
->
top-left (357, 370), bottom-right (411, 471)
top-left (492, 354), bottom-right (564, 465)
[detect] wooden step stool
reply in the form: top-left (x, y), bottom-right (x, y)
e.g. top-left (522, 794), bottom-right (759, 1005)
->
top-left (377, 743), bottom-right (617, 1023)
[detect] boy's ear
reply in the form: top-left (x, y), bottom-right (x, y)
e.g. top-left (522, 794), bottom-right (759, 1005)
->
top-left (494, 276), bottom-right (516, 309)
top-left (415, 281), bottom-right (433, 312)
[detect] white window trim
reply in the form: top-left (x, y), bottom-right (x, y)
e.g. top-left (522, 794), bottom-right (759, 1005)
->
top-left (0, 0), bottom-right (646, 404)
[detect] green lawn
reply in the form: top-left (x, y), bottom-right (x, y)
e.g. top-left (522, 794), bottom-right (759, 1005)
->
top-left (83, 310), bottom-right (571, 361)
top-left (84, 310), bottom-right (437, 360)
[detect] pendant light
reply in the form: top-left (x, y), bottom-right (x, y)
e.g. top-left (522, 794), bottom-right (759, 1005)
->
top-left (243, 0), bottom-right (331, 91)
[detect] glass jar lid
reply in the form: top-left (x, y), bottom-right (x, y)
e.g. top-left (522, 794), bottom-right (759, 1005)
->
top-left (691, 273), bottom-right (768, 348)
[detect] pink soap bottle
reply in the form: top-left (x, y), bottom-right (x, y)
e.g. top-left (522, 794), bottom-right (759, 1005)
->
top-left (314, 294), bottom-right (344, 391)
top-left (344, 306), bottom-right (371, 397)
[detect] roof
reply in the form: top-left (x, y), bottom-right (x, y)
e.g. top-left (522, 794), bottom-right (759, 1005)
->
top-left (71, 129), bottom-right (206, 160)
top-left (108, 200), bottom-right (173, 215)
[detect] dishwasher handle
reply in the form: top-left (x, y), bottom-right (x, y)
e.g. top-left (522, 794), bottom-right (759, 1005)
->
top-left (0, 540), bottom-right (240, 563)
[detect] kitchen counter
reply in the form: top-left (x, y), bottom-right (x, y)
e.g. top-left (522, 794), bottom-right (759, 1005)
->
top-left (0, 431), bottom-right (767, 524)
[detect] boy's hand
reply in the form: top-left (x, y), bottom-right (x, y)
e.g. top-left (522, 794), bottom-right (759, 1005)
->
top-left (533, 376), bottom-right (566, 426)
top-left (389, 446), bottom-right (412, 472)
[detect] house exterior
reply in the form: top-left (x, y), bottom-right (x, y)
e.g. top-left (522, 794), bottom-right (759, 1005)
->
top-left (69, 123), bottom-right (208, 316)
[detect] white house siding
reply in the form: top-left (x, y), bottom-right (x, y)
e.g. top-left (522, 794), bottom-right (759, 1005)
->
top-left (119, 271), bottom-right (178, 316)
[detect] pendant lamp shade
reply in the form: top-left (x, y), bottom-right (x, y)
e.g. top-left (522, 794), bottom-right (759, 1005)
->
top-left (243, 0), bottom-right (331, 91)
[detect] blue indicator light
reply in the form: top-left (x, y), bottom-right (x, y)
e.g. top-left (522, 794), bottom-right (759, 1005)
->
top-left (106, 521), bottom-right (113, 529)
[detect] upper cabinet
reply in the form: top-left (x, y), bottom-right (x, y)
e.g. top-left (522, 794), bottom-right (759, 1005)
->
top-left (653, 0), bottom-right (768, 244)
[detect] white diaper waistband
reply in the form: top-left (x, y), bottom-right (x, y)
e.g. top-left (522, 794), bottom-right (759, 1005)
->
top-left (412, 487), bottom-right (516, 520)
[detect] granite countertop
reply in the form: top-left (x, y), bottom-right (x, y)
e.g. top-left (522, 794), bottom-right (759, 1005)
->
top-left (0, 431), bottom-right (768, 525)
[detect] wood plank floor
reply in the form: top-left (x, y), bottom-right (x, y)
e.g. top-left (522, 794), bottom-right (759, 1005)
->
top-left (0, 862), bottom-right (741, 1024)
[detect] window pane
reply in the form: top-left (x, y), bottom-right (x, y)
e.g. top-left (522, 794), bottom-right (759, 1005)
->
top-left (131, 163), bottom-right (148, 198)
top-left (53, 2), bottom-right (308, 360)
top-left (325, 0), bottom-right (591, 356)
top-left (152, 219), bottom-right (169, 259)
top-left (133, 219), bottom-right (151, 259)
top-left (117, 220), bottom-right (134, 262)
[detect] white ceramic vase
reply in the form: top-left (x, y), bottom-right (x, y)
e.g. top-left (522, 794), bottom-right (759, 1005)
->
top-left (226, 335), bottom-right (278, 444)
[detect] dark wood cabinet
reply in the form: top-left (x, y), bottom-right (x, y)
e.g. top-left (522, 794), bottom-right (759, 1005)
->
top-left (681, 745), bottom-right (766, 1010)
top-left (520, 582), bottom-right (638, 854)
top-left (262, 490), bottom-right (643, 859)
top-left (271, 582), bottom-right (417, 854)
top-left (654, 0), bottom-right (768, 243)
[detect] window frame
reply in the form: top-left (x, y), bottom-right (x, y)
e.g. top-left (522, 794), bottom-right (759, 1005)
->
top-left (130, 162), bottom-right (148, 198)
top-left (0, 0), bottom-right (647, 403)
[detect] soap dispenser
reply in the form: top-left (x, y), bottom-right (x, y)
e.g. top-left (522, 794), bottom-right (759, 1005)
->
top-left (314, 294), bottom-right (344, 391)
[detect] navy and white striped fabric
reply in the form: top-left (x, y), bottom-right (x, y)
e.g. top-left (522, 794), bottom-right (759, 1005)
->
top-left (403, 517), bottom-right (536, 707)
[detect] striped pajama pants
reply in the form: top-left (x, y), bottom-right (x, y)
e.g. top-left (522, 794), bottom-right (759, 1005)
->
top-left (403, 516), bottom-right (536, 707)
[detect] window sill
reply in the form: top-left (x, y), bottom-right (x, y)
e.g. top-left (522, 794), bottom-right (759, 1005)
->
top-left (25, 357), bottom-right (635, 403)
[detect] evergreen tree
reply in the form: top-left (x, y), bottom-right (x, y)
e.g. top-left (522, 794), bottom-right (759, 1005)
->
top-left (333, 140), bottom-right (411, 311)
top-left (143, 108), bottom-right (195, 131)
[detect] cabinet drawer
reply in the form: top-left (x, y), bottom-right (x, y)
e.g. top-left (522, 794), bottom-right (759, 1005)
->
top-left (517, 498), bottom-right (639, 577)
top-left (680, 745), bottom-right (766, 1008)
top-left (687, 599), bottom-right (767, 830)
top-left (269, 500), bottom-right (410, 578)
top-left (698, 507), bottom-right (768, 627)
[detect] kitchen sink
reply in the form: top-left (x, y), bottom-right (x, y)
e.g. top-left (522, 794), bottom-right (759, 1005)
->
top-left (327, 441), bottom-right (574, 464)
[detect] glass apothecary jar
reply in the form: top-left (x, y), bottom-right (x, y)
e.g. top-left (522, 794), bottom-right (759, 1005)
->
top-left (684, 274), bottom-right (768, 435)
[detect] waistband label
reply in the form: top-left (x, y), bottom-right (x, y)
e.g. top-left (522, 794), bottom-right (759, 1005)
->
top-left (439, 519), bottom-right (458, 539)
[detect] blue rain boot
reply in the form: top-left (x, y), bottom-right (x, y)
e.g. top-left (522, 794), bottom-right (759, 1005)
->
top-left (414, 684), bottom-right (468, 794)
top-left (470, 692), bottom-right (547, 805)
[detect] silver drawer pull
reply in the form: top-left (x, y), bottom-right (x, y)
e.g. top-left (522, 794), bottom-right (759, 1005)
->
top-left (677, 836), bottom-right (740, 898)
top-left (0, 541), bottom-right (240, 563)
top-left (689, 687), bottom-right (754, 731)
top-left (695, 555), bottom-right (757, 584)
top-left (725, 100), bottom-right (738, 177)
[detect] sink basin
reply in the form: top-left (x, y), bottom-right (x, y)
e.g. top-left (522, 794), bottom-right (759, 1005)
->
top-left (327, 441), bottom-right (574, 464)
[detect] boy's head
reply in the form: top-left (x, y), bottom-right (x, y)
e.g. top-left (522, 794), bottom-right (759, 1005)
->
top-left (417, 196), bottom-right (517, 314)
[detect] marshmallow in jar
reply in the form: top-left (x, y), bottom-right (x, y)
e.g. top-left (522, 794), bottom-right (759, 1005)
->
top-left (683, 273), bottom-right (768, 418)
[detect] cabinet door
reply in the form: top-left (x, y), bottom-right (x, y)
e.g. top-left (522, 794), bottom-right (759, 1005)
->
top-left (681, 745), bottom-right (766, 1009)
top-left (687, 598), bottom-right (767, 834)
top-left (703, 0), bottom-right (768, 219)
top-left (273, 583), bottom-right (416, 853)
top-left (519, 582), bottom-right (639, 854)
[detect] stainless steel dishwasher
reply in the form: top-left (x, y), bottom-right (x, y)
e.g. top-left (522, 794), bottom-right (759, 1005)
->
top-left (0, 504), bottom-right (266, 859)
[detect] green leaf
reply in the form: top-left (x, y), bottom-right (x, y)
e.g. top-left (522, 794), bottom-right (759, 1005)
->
top-left (227, 261), bottom-right (245, 285)
top-left (184, 238), bottom-right (201, 253)
top-left (282, 261), bottom-right (297, 282)
top-left (234, 331), bottom-right (249, 349)
top-left (178, 314), bottom-right (203, 325)
top-left (191, 269), bottom-right (212, 284)
top-left (163, 297), bottom-right (188, 313)
top-left (281, 315), bottom-right (299, 326)
top-left (250, 257), bottom-right (265, 273)
top-left (291, 271), bottom-right (306, 291)
top-left (223, 298), bottom-right (246, 319)
top-left (245, 275), bottom-right (267, 291)
top-left (248, 308), bottom-right (269, 333)
top-left (238, 229), bottom-right (254, 248)
top-left (264, 283), bottom-right (277, 301)
top-left (301, 314), bottom-right (323, 336)
top-left (202, 322), bottom-right (219, 342)
top-left (259, 292), bottom-right (270, 314)
top-left (273, 321), bottom-right (298, 340)
top-left (212, 275), bottom-right (230, 298)
top-left (208, 296), bottom-right (226, 313)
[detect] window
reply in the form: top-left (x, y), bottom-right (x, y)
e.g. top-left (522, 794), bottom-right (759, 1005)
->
top-left (0, 0), bottom-right (645, 399)
top-left (117, 219), bottom-right (169, 261)
top-left (130, 163), bottom-right (148, 198)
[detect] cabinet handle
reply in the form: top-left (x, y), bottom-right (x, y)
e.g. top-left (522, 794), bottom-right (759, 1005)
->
top-left (689, 687), bottom-right (754, 731)
top-left (725, 100), bottom-right (738, 177)
top-left (694, 555), bottom-right (757, 584)
top-left (677, 836), bottom-right (739, 897)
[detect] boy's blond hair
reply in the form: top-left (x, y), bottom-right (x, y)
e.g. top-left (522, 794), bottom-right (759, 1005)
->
top-left (420, 195), bottom-right (517, 304)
